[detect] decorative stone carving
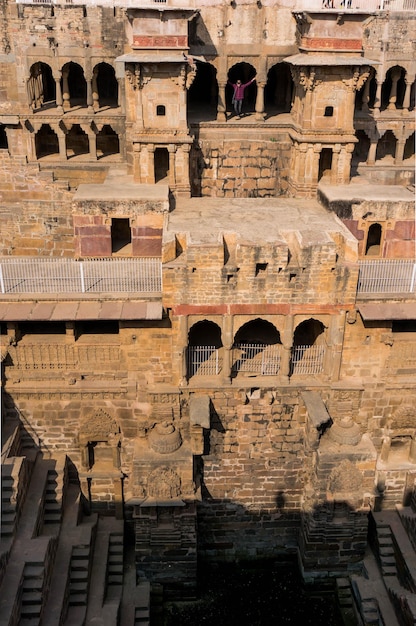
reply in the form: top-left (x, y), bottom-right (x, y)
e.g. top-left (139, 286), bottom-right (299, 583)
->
top-left (80, 408), bottom-right (120, 442)
top-left (390, 405), bottom-right (415, 430)
top-left (328, 459), bottom-right (362, 494)
top-left (328, 416), bottom-right (362, 446)
top-left (147, 466), bottom-right (181, 499)
top-left (148, 421), bottom-right (182, 454)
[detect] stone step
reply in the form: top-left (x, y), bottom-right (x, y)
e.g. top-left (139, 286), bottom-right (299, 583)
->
top-left (108, 574), bottom-right (123, 585)
top-left (19, 619), bottom-right (40, 626)
top-left (21, 591), bottom-right (43, 605)
top-left (381, 556), bottom-right (396, 566)
top-left (382, 565), bottom-right (397, 576)
top-left (68, 593), bottom-right (88, 606)
top-left (43, 513), bottom-right (62, 524)
top-left (23, 565), bottom-right (44, 577)
top-left (70, 570), bottom-right (89, 581)
top-left (69, 582), bottom-right (89, 593)
top-left (71, 559), bottom-right (89, 571)
top-left (20, 604), bottom-right (42, 618)
top-left (72, 547), bottom-right (90, 559)
top-left (22, 578), bottom-right (44, 591)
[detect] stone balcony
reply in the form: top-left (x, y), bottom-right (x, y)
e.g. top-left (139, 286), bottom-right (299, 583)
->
top-left (294, 0), bottom-right (416, 11)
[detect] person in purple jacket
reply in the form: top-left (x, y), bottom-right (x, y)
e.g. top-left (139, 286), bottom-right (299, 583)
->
top-left (229, 75), bottom-right (256, 119)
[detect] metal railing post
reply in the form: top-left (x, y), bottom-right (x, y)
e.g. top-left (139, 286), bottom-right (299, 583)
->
top-left (79, 261), bottom-right (85, 293)
top-left (0, 264), bottom-right (5, 294)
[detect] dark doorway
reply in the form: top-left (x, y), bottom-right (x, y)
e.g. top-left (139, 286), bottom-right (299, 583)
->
top-left (318, 148), bottom-right (333, 181)
top-left (365, 223), bottom-right (382, 256)
top-left (155, 147), bottom-right (169, 183)
top-left (111, 218), bottom-right (131, 253)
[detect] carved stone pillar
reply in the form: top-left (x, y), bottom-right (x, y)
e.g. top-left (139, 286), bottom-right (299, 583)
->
top-left (280, 315), bottom-right (293, 381)
top-left (57, 128), bottom-right (67, 160)
top-left (222, 314), bottom-right (233, 384)
top-left (54, 73), bottom-right (63, 111)
top-left (168, 144), bottom-right (176, 188)
top-left (403, 79), bottom-right (412, 111)
top-left (388, 67), bottom-right (401, 110)
top-left (92, 68), bottom-right (99, 112)
top-left (86, 76), bottom-right (93, 112)
top-left (409, 438), bottom-right (416, 464)
top-left (373, 80), bottom-right (382, 114)
top-left (62, 69), bottom-right (70, 111)
top-left (361, 75), bottom-right (371, 112)
top-left (217, 81), bottom-right (227, 122)
top-left (255, 81), bottom-right (266, 121)
top-left (395, 139), bottom-right (406, 164)
top-left (87, 130), bottom-right (97, 160)
top-left (367, 140), bottom-right (377, 165)
top-left (180, 314), bottom-right (188, 386)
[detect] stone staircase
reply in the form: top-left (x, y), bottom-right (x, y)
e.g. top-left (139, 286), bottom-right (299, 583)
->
top-left (19, 562), bottom-right (45, 625)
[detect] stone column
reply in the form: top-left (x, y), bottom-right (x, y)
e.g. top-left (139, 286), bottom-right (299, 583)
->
top-left (367, 139), bottom-right (377, 165)
top-left (92, 68), bottom-right (99, 112)
top-left (179, 314), bottom-right (188, 385)
top-left (222, 314), bottom-right (233, 384)
top-left (217, 81), bottom-right (227, 122)
top-left (255, 81), bottom-right (266, 121)
top-left (87, 129), bottom-right (97, 160)
top-left (395, 139), bottom-right (406, 165)
top-left (403, 79), bottom-right (412, 111)
top-left (54, 72), bottom-right (63, 111)
top-left (86, 76), bottom-right (93, 112)
top-left (331, 144), bottom-right (341, 184)
top-left (373, 80), bottom-right (382, 114)
top-left (62, 68), bottom-right (70, 111)
top-left (361, 75), bottom-right (371, 112)
top-left (168, 144), bottom-right (177, 188)
top-left (280, 315), bottom-right (293, 381)
top-left (57, 128), bottom-right (67, 160)
top-left (387, 67), bottom-right (401, 110)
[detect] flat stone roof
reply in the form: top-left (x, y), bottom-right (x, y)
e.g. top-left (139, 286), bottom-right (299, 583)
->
top-left (166, 196), bottom-right (356, 246)
top-left (73, 183), bottom-right (169, 202)
top-left (319, 183), bottom-right (415, 203)
top-left (0, 300), bottom-right (163, 321)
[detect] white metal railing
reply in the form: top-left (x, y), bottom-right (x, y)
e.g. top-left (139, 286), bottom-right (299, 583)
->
top-left (232, 343), bottom-right (282, 376)
top-left (296, 0), bottom-right (416, 10)
top-left (358, 259), bottom-right (416, 295)
top-left (187, 346), bottom-right (220, 377)
top-left (0, 257), bottom-right (161, 295)
top-left (291, 344), bottom-right (325, 375)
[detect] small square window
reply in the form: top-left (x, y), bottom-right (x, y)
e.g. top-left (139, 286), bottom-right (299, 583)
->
top-left (156, 105), bottom-right (166, 116)
top-left (324, 106), bottom-right (334, 117)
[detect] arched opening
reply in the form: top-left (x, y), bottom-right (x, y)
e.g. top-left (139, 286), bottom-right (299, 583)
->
top-left (381, 66), bottom-right (406, 110)
top-left (0, 125), bottom-right (8, 149)
top-left (187, 62), bottom-right (218, 121)
top-left (404, 132), bottom-right (415, 161)
top-left (187, 320), bottom-right (222, 378)
top-left (111, 217), bottom-right (131, 254)
top-left (95, 62), bottom-right (118, 108)
top-left (264, 63), bottom-right (293, 115)
top-left (154, 147), bottom-right (169, 183)
top-left (318, 148), bottom-right (333, 181)
top-left (96, 125), bottom-right (120, 158)
top-left (28, 62), bottom-right (55, 110)
top-left (62, 62), bottom-right (87, 108)
top-left (232, 319), bottom-right (282, 377)
top-left (291, 318), bottom-right (325, 376)
top-left (352, 130), bottom-right (370, 168)
top-left (376, 130), bottom-right (397, 162)
top-left (365, 223), bottom-right (382, 256)
top-left (66, 124), bottom-right (89, 158)
top-left (226, 62), bottom-right (257, 115)
top-left (35, 124), bottom-right (59, 158)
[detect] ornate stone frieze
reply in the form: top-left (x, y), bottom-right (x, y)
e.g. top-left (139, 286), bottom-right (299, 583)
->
top-left (147, 466), bottom-right (181, 499)
top-left (328, 459), bottom-right (363, 494)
